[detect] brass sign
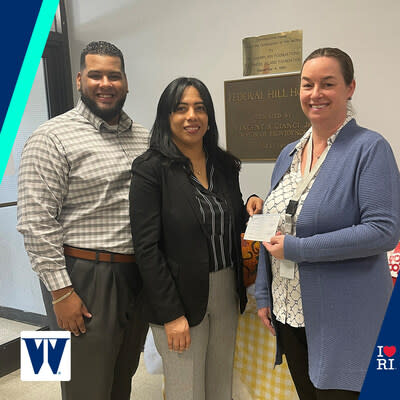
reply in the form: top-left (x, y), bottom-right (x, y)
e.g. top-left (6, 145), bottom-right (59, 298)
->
top-left (243, 30), bottom-right (302, 76)
top-left (225, 74), bottom-right (310, 161)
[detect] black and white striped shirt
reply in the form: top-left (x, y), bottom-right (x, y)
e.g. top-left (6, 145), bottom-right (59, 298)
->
top-left (190, 162), bottom-right (234, 272)
top-left (17, 99), bottom-right (149, 291)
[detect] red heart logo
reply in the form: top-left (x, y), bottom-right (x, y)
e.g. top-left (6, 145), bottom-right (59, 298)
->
top-left (383, 346), bottom-right (396, 357)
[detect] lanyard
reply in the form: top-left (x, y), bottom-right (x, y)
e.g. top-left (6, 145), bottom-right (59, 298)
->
top-left (285, 134), bottom-right (329, 234)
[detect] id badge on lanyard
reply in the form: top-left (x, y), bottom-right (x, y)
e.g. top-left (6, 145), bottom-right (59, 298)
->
top-left (280, 135), bottom-right (329, 279)
top-left (280, 212), bottom-right (296, 279)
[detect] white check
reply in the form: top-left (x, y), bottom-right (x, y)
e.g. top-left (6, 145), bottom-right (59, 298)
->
top-left (244, 214), bottom-right (280, 242)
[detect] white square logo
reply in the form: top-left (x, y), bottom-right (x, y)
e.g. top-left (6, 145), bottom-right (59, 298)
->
top-left (20, 331), bottom-right (71, 381)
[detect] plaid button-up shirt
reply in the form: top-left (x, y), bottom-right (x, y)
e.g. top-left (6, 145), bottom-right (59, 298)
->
top-left (17, 99), bottom-right (149, 291)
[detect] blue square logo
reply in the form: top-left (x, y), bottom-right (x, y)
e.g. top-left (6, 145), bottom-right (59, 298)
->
top-left (20, 331), bottom-right (71, 381)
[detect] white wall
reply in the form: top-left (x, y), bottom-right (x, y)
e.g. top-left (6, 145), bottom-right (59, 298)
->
top-left (0, 60), bottom-right (48, 315)
top-left (65, 0), bottom-right (400, 200)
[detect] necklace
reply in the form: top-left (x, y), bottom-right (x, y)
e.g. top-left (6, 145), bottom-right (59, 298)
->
top-left (191, 158), bottom-right (206, 176)
top-left (313, 151), bottom-right (323, 159)
top-left (312, 144), bottom-right (327, 160)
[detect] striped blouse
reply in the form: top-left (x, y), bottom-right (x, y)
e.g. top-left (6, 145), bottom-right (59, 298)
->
top-left (190, 161), bottom-right (233, 272)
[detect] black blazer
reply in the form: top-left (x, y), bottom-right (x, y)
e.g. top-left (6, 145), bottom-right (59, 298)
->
top-left (130, 149), bottom-right (248, 326)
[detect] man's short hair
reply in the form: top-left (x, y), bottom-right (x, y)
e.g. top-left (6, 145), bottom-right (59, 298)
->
top-left (80, 41), bottom-right (125, 73)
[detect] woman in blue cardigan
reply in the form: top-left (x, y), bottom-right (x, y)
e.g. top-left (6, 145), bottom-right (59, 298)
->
top-left (252, 48), bottom-right (400, 399)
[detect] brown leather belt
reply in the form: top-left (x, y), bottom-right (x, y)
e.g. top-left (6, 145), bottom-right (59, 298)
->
top-left (63, 245), bottom-right (136, 263)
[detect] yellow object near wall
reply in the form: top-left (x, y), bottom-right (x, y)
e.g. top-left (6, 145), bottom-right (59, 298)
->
top-left (233, 295), bottom-right (299, 400)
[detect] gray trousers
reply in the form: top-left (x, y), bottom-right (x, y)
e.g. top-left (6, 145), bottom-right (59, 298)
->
top-left (151, 267), bottom-right (239, 400)
top-left (41, 255), bottom-right (149, 400)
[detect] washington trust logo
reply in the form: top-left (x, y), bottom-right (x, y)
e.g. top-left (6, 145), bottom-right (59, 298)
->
top-left (376, 345), bottom-right (397, 371)
top-left (20, 331), bottom-right (71, 381)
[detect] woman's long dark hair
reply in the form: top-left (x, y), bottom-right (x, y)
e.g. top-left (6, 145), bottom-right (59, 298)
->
top-left (150, 77), bottom-right (241, 174)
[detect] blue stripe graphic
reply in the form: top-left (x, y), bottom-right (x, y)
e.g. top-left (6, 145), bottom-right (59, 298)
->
top-left (0, 0), bottom-right (59, 183)
top-left (360, 281), bottom-right (400, 398)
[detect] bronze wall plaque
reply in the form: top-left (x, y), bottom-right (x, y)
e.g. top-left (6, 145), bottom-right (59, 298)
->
top-left (225, 74), bottom-right (310, 161)
top-left (243, 30), bottom-right (302, 76)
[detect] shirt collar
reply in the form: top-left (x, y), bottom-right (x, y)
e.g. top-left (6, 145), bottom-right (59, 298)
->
top-left (75, 98), bottom-right (133, 133)
top-left (290, 114), bottom-right (354, 156)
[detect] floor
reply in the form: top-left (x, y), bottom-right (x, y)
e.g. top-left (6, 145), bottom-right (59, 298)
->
top-left (0, 316), bottom-right (163, 399)
top-left (0, 353), bottom-right (163, 400)
top-left (0, 317), bottom-right (297, 399)
top-left (0, 317), bottom-right (39, 345)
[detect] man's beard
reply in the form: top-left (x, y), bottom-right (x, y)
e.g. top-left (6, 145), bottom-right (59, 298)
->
top-left (80, 91), bottom-right (127, 124)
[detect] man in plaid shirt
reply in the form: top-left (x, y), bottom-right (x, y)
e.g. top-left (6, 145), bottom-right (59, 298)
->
top-left (17, 41), bottom-right (149, 400)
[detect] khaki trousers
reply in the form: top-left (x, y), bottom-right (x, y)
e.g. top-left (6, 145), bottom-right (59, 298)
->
top-left (151, 267), bottom-right (239, 400)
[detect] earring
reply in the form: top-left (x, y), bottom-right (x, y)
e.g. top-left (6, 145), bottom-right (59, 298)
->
top-left (207, 125), bottom-right (210, 130)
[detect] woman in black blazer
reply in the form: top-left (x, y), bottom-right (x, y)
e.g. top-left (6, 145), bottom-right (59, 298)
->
top-left (130, 77), bottom-right (261, 399)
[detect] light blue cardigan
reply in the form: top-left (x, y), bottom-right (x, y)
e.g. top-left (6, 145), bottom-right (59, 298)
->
top-left (255, 119), bottom-right (400, 391)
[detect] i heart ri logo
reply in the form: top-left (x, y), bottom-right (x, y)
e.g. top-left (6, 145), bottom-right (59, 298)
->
top-left (383, 346), bottom-right (396, 358)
